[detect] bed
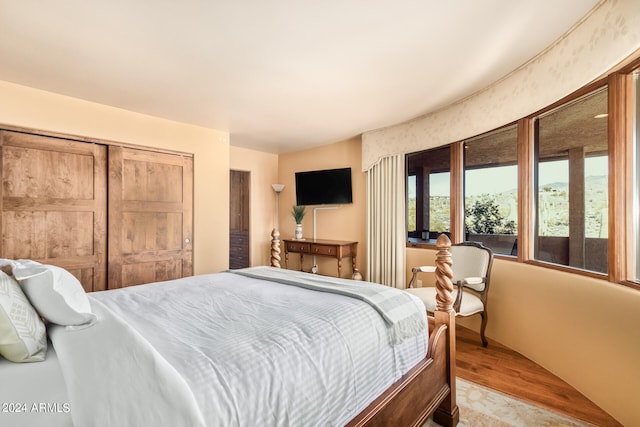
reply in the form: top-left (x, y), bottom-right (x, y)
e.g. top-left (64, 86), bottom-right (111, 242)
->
top-left (0, 235), bottom-right (458, 427)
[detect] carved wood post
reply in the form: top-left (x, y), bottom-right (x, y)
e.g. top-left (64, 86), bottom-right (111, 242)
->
top-left (433, 234), bottom-right (459, 426)
top-left (435, 234), bottom-right (454, 312)
top-left (270, 228), bottom-right (281, 268)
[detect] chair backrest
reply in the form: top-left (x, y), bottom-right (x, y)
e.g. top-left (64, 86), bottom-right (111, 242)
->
top-left (450, 242), bottom-right (493, 292)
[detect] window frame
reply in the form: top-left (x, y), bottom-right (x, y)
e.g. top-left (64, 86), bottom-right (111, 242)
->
top-left (405, 144), bottom-right (453, 244)
top-left (405, 57), bottom-right (640, 289)
top-left (609, 68), bottom-right (638, 288)
top-left (531, 85), bottom-right (609, 275)
top-left (524, 80), bottom-right (615, 281)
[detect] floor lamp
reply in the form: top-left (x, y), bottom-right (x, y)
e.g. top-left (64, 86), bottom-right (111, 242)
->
top-left (270, 184), bottom-right (285, 267)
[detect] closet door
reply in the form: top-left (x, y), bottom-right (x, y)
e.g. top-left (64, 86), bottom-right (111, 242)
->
top-left (108, 146), bottom-right (193, 288)
top-left (0, 130), bottom-right (108, 292)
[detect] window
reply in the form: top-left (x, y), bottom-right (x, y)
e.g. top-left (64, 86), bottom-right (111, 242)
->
top-left (402, 59), bottom-right (640, 287)
top-left (429, 171), bottom-right (450, 233)
top-left (407, 173), bottom-right (417, 232)
top-left (534, 87), bottom-right (608, 274)
top-left (406, 145), bottom-right (451, 241)
top-left (464, 125), bottom-right (518, 255)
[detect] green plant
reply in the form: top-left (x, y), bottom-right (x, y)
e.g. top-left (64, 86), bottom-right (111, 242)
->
top-left (291, 205), bottom-right (306, 224)
top-left (465, 194), bottom-right (516, 235)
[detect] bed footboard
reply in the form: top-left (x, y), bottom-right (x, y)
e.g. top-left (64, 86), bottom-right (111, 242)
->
top-left (348, 234), bottom-right (458, 427)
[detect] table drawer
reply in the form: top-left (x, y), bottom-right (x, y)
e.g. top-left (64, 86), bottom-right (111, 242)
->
top-left (312, 245), bottom-right (337, 256)
top-left (286, 242), bottom-right (310, 253)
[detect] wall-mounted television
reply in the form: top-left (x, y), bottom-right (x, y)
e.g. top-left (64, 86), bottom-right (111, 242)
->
top-left (295, 167), bottom-right (353, 206)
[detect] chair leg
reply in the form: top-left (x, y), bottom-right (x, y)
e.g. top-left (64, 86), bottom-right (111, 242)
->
top-left (480, 311), bottom-right (488, 347)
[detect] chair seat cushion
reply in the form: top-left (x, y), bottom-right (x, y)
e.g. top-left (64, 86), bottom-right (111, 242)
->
top-left (405, 286), bottom-right (484, 316)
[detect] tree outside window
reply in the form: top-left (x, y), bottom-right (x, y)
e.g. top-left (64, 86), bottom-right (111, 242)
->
top-left (464, 125), bottom-right (518, 255)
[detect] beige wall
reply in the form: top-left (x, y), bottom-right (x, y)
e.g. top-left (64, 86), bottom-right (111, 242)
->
top-left (407, 247), bottom-right (640, 426)
top-left (277, 137), bottom-right (366, 279)
top-left (0, 80), bottom-right (230, 274)
top-left (229, 146), bottom-right (279, 266)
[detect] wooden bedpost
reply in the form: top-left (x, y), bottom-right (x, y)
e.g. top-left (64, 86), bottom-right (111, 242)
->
top-left (270, 228), bottom-right (281, 268)
top-left (434, 234), bottom-right (454, 313)
top-left (433, 234), bottom-right (459, 427)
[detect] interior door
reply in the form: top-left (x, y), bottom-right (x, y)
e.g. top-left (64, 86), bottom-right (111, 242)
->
top-left (108, 146), bottom-right (193, 288)
top-left (229, 170), bottom-right (250, 269)
top-left (0, 130), bottom-right (108, 292)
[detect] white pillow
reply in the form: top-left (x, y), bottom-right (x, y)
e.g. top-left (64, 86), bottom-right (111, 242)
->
top-left (7, 260), bottom-right (95, 326)
top-left (0, 270), bottom-right (47, 362)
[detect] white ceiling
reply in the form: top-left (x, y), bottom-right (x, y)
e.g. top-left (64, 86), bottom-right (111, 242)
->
top-left (0, 1), bottom-right (600, 153)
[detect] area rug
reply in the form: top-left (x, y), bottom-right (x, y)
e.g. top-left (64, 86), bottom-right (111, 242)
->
top-left (423, 378), bottom-right (596, 427)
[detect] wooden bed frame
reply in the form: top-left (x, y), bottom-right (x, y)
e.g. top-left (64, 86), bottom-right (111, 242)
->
top-left (348, 234), bottom-right (459, 427)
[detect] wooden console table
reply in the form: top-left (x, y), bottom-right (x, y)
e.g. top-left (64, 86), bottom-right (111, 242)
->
top-left (283, 239), bottom-right (357, 278)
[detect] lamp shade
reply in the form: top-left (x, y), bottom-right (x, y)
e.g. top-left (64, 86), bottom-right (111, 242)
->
top-left (272, 184), bottom-right (285, 193)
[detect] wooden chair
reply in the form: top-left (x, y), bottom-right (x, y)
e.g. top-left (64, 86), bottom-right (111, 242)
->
top-left (406, 241), bottom-right (494, 347)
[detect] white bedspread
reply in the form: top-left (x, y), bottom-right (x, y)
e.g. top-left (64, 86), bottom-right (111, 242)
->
top-left (230, 266), bottom-right (427, 344)
top-left (48, 300), bottom-right (206, 427)
top-left (55, 269), bottom-right (429, 427)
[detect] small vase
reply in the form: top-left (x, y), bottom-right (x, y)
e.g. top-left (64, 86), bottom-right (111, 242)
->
top-left (295, 223), bottom-right (303, 240)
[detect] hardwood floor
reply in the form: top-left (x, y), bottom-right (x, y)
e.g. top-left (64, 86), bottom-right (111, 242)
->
top-left (455, 326), bottom-right (622, 427)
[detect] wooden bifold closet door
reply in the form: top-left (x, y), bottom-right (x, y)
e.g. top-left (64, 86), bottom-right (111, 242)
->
top-left (108, 146), bottom-right (193, 289)
top-left (0, 130), bottom-right (108, 292)
top-left (0, 129), bottom-right (193, 291)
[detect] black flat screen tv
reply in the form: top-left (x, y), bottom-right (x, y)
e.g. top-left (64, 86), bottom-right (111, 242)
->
top-left (295, 167), bottom-right (353, 206)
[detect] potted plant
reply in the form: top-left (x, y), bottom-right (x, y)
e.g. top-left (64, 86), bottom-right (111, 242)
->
top-left (291, 205), bottom-right (306, 240)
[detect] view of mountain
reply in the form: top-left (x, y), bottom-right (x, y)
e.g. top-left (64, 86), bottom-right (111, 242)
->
top-left (407, 175), bottom-right (607, 237)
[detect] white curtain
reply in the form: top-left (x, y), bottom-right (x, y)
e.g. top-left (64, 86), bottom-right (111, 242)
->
top-left (366, 154), bottom-right (406, 288)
